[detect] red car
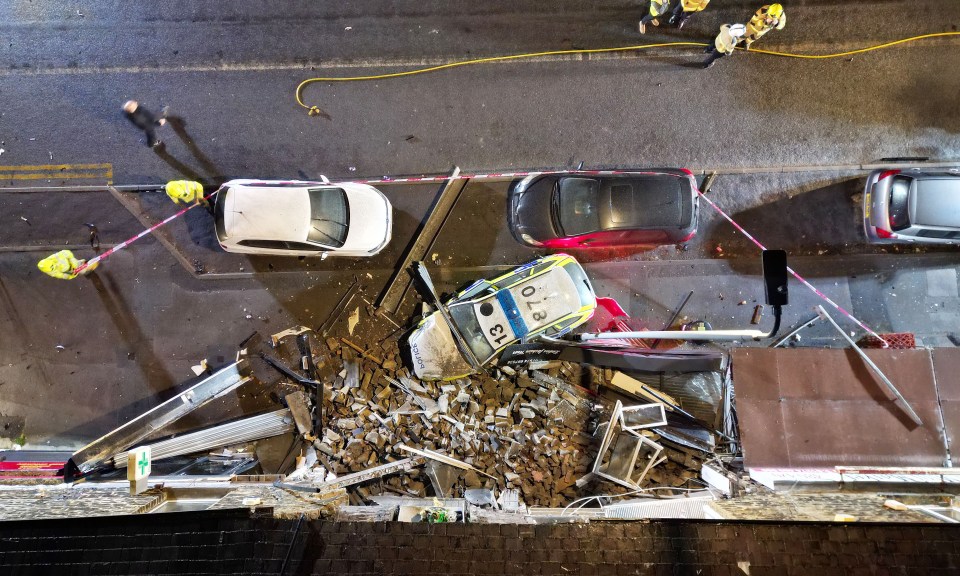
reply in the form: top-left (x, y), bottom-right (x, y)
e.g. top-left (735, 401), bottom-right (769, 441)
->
top-left (508, 169), bottom-right (699, 248)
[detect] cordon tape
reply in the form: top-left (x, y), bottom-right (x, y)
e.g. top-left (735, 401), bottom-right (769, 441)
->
top-left (78, 31), bottom-right (960, 341)
top-left (75, 170), bottom-right (888, 345)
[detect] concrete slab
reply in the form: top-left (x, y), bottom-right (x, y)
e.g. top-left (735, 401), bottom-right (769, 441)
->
top-left (926, 268), bottom-right (959, 298)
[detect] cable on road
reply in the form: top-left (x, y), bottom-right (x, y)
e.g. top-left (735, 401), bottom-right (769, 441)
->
top-left (747, 31), bottom-right (960, 59)
top-left (295, 32), bottom-right (960, 115)
top-left (296, 42), bottom-right (709, 115)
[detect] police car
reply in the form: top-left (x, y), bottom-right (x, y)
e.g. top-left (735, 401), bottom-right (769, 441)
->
top-left (406, 254), bottom-right (597, 380)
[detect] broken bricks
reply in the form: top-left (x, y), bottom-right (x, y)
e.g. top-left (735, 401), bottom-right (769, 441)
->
top-left (276, 333), bottom-right (718, 508)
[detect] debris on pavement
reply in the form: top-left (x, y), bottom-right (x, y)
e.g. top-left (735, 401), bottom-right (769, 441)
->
top-left (264, 326), bottom-right (730, 509)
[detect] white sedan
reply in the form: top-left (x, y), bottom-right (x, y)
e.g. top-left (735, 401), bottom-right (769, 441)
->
top-left (213, 179), bottom-right (392, 257)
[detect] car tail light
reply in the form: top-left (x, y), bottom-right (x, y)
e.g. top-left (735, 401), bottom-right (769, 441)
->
top-left (877, 169), bottom-right (901, 181)
top-left (876, 227), bottom-right (896, 239)
top-left (679, 168), bottom-right (694, 176)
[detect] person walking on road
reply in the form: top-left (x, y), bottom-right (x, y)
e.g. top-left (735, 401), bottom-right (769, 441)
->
top-left (669, 0), bottom-right (711, 29)
top-left (743, 3), bottom-right (785, 49)
top-left (165, 180), bottom-right (208, 207)
top-left (639, 0), bottom-right (672, 34)
top-left (37, 250), bottom-right (97, 280)
top-left (702, 23), bottom-right (746, 68)
top-left (122, 100), bottom-right (167, 149)
top-left (85, 223), bottom-right (101, 253)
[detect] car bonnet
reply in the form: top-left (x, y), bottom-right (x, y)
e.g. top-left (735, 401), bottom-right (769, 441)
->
top-left (408, 312), bottom-right (475, 380)
top-left (339, 183), bottom-right (392, 252)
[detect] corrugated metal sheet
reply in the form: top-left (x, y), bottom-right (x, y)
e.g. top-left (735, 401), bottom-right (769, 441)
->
top-left (603, 495), bottom-right (715, 519)
top-left (112, 409), bottom-right (293, 468)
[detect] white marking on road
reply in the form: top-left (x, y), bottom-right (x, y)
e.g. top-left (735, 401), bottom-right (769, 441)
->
top-left (2, 38), bottom-right (954, 77)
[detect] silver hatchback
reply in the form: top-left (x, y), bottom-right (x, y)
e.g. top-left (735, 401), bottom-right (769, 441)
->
top-left (863, 168), bottom-right (960, 244)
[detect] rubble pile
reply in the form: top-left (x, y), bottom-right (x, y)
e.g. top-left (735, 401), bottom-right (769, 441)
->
top-left (309, 338), bottom-right (601, 507)
top-left (276, 334), bottom-right (715, 508)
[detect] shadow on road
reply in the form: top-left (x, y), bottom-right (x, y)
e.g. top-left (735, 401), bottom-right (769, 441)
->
top-left (87, 270), bottom-right (176, 394)
top-left (706, 177), bottom-right (865, 259)
top-left (152, 116), bottom-right (226, 189)
top-left (166, 117), bottom-right (225, 184)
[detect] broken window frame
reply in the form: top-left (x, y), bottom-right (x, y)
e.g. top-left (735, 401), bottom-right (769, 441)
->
top-left (591, 400), bottom-right (667, 490)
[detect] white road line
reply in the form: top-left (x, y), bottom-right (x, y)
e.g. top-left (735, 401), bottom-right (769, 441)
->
top-left (1, 161), bottom-right (957, 193)
top-left (1, 38), bottom-right (955, 77)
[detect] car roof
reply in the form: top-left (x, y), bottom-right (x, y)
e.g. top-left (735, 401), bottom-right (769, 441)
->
top-left (454, 266), bottom-right (586, 363)
top-left (912, 177), bottom-right (960, 228)
top-left (223, 183), bottom-right (314, 243)
top-left (557, 173), bottom-right (692, 231)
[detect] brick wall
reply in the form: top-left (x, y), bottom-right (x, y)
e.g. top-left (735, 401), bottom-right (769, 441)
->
top-left (1, 512), bottom-right (959, 575)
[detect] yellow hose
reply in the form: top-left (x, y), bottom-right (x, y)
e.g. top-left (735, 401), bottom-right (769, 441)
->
top-left (296, 32), bottom-right (960, 115)
top-left (746, 31), bottom-right (960, 59)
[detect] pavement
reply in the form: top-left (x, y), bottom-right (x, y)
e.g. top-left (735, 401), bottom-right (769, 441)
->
top-left (1, 1), bottom-right (959, 451)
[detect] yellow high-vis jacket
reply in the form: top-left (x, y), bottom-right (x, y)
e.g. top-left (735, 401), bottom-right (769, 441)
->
top-left (680, 0), bottom-right (710, 12)
top-left (37, 250), bottom-right (83, 280)
top-left (165, 180), bottom-right (205, 205)
top-left (745, 5), bottom-right (786, 44)
top-left (648, 0), bottom-right (672, 17)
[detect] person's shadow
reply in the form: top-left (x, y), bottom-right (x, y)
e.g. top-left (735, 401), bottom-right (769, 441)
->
top-left (153, 116), bottom-right (224, 187)
top-left (87, 270), bottom-right (177, 394)
top-left (152, 116), bottom-right (225, 251)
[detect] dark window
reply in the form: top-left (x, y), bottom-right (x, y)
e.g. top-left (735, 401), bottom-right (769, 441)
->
top-left (916, 229), bottom-right (960, 239)
top-left (237, 239), bottom-right (322, 251)
top-left (889, 176), bottom-right (912, 231)
top-left (237, 239), bottom-right (288, 250)
top-left (562, 261), bottom-right (596, 307)
top-left (449, 302), bottom-right (495, 363)
top-left (214, 186), bottom-right (229, 241)
top-left (286, 241), bottom-right (325, 251)
top-left (307, 188), bottom-right (349, 247)
top-left (242, 182), bottom-right (321, 188)
top-left (556, 178), bottom-right (601, 236)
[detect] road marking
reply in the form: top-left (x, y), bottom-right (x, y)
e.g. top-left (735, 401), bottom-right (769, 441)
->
top-left (1, 37), bottom-right (957, 77)
top-left (1, 160), bottom-right (957, 193)
top-left (0, 163), bottom-right (113, 183)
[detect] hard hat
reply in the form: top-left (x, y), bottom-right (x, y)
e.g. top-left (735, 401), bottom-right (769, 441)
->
top-left (768, 4), bottom-right (784, 18)
top-left (729, 23), bottom-right (746, 36)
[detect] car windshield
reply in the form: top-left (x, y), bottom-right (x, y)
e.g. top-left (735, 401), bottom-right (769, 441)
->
top-left (448, 302), bottom-right (496, 363)
top-left (214, 186), bottom-right (229, 240)
top-left (307, 188), bottom-right (349, 247)
top-left (555, 178), bottom-right (601, 236)
top-left (561, 261), bottom-right (596, 307)
top-left (889, 176), bottom-right (911, 231)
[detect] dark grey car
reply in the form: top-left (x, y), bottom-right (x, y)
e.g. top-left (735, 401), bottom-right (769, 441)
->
top-left (863, 168), bottom-right (960, 244)
top-left (508, 169), bottom-right (699, 248)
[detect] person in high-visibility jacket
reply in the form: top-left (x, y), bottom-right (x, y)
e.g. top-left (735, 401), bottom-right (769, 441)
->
top-left (37, 250), bottom-right (97, 280)
top-left (702, 23), bottom-right (746, 68)
top-left (165, 180), bottom-right (207, 206)
top-left (743, 3), bottom-right (785, 49)
top-left (669, 0), bottom-right (711, 29)
top-left (639, 0), bottom-right (672, 34)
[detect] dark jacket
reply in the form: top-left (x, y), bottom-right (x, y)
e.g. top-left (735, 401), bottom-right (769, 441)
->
top-left (124, 106), bottom-right (159, 130)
